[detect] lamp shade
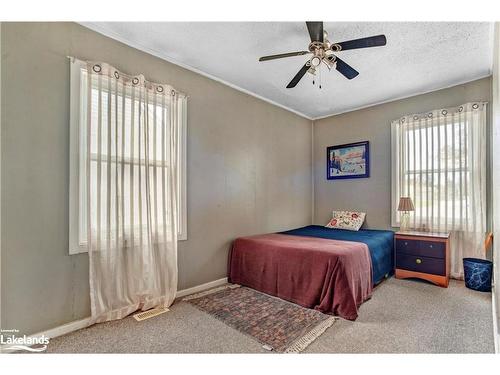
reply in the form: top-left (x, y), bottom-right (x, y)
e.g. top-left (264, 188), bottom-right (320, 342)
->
top-left (398, 197), bottom-right (414, 212)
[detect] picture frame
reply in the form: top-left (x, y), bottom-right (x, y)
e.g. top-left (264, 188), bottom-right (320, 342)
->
top-left (326, 141), bottom-right (370, 180)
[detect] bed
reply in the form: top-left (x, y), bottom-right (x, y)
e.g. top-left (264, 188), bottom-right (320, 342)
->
top-left (228, 225), bottom-right (394, 320)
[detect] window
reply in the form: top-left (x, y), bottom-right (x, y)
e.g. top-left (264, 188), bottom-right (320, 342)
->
top-left (393, 122), bottom-right (469, 225)
top-left (391, 103), bottom-right (486, 232)
top-left (69, 59), bottom-right (187, 255)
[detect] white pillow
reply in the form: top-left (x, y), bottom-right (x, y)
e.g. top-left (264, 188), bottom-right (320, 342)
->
top-left (325, 210), bottom-right (366, 231)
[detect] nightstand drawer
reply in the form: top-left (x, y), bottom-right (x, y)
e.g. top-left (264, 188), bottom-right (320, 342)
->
top-left (418, 240), bottom-right (445, 258)
top-left (395, 239), bottom-right (418, 253)
top-left (396, 254), bottom-right (445, 276)
top-left (396, 239), bottom-right (445, 259)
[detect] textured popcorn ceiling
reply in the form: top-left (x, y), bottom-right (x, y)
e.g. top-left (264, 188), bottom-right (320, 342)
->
top-left (81, 22), bottom-right (493, 119)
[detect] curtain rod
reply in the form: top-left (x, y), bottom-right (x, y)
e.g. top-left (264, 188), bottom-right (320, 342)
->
top-left (65, 55), bottom-right (189, 98)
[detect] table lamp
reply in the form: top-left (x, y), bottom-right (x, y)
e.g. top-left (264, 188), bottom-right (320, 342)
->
top-left (398, 197), bottom-right (414, 232)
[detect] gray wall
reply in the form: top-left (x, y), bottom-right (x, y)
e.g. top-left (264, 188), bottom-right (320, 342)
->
top-left (0, 23), bottom-right (312, 335)
top-left (313, 77), bottom-right (492, 229)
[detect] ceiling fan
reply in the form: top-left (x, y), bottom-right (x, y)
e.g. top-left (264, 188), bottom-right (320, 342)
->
top-left (258, 22), bottom-right (387, 88)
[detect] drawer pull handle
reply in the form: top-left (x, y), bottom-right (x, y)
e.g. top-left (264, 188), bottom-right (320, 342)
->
top-left (416, 258), bottom-right (422, 264)
top-left (429, 244), bottom-right (433, 248)
top-left (404, 242), bottom-right (408, 246)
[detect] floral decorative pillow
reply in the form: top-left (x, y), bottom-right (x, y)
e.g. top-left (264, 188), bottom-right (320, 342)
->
top-left (325, 210), bottom-right (366, 231)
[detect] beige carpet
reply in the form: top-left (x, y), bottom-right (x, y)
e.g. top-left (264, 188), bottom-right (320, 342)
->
top-left (45, 278), bottom-right (494, 353)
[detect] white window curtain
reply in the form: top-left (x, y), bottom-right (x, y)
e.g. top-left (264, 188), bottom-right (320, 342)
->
top-left (391, 102), bottom-right (487, 279)
top-left (84, 61), bottom-right (187, 323)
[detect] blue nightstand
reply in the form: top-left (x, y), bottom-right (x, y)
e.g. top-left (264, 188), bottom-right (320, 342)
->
top-left (395, 231), bottom-right (450, 287)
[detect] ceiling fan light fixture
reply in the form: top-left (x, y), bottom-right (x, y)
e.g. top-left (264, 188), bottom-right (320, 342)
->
top-left (311, 56), bottom-right (321, 67)
top-left (331, 43), bottom-right (342, 52)
top-left (323, 54), bottom-right (337, 68)
top-left (324, 57), bottom-right (336, 70)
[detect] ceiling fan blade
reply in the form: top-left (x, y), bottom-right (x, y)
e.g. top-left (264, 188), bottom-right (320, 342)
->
top-left (306, 21), bottom-right (323, 43)
top-left (259, 51), bottom-right (310, 62)
top-left (334, 34), bottom-right (387, 51)
top-left (286, 63), bottom-right (310, 88)
top-left (333, 57), bottom-right (359, 80)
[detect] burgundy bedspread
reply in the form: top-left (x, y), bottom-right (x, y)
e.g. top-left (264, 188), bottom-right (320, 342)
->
top-left (228, 233), bottom-right (373, 320)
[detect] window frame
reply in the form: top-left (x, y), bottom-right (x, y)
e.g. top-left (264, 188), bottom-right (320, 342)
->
top-left (391, 119), bottom-right (471, 227)
top-left (69, 59), bottom-right (187, 255)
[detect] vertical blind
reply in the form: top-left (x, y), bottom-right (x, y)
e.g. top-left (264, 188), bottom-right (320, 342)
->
top-left (391, 102), bottom-right (487, 278)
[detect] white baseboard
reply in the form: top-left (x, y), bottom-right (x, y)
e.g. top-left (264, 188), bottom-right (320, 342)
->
top-left (1, 277), bottom-right (228, 352)
top-left (35, 317), bottom-right (92, 340)
top-left (176, 277), bottom-right (228, 299)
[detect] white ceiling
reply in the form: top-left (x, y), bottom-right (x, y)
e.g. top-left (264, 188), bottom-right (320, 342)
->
top-left (82, 22), bottom-right (494, 119)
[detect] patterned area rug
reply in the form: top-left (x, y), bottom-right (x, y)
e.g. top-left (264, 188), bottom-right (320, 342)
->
top-left (183, 285), bottom-right (336, 353)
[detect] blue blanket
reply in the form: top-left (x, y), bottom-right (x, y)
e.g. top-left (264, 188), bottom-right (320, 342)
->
top-left (280, 225), bottom-right (394, 284)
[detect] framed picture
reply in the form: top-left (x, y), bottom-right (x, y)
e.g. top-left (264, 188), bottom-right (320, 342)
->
top-left (326, 141), bottom-right (370, 180)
